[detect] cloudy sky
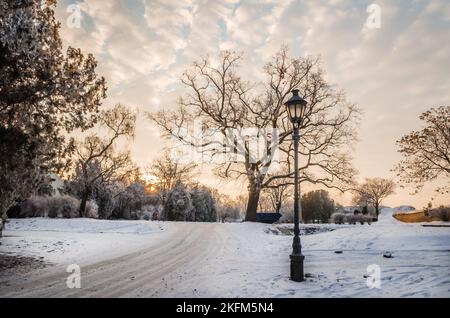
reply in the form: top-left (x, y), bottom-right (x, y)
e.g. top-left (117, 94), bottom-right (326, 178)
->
top-left (55, 0), bottom-right (450, 208)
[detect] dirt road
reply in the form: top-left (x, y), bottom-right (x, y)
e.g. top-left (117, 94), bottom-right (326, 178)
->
top-left (0, 223), bottom-right (225, 298)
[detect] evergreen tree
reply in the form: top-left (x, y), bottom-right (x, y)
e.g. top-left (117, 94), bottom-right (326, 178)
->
top-left (0, 0), bottom-right (106, 228)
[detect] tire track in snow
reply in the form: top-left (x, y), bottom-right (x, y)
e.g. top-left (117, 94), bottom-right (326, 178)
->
top-left (1, 223), bottom-right (224, 298)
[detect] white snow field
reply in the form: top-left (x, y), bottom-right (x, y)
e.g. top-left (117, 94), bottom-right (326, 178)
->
top-left (0, 208), bottom-right (449, 298)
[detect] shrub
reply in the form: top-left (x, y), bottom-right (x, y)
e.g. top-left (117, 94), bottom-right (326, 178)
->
top-left (190, 187), bottom-right (217, 222)
top-left (331, 213), bottom-right (372, 225)
top-left (18, 195), bottom-right (99, 219)
top-left (85, 200), bottom-right (99, 219)
top-left (163, 185), bottom-right (194, 221)
top-left (130, 205), bottom-right (163, 221)
top-left (433, 206), bottom-right (450, 222)
top-left (331, 213), bottom-right (346, 224)
top-left (113, 183), bottom-right (152, 219)
top-left (94, 185), bottom-right (116, 219)
top-left (19, 196), bottom-right (50, 217)
top-left (302, 190), bottom-right (335, 223)
top-left (47, 196), bottom-right (79, 218)
top-left (363, 215), bottom-right (373, 225)
top-left (344, 214), bottom-right (357, 225)
top-left (353, 214), bottom-right (372, 225)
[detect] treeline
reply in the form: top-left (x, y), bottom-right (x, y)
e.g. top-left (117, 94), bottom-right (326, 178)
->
top-left (0, 2), bottom-right (237, 238)
top-left (7, 144), bottom-right (246, 223)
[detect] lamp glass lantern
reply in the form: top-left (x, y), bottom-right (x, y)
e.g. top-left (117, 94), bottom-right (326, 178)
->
top-left (285, 89), bottom-right (308, 127)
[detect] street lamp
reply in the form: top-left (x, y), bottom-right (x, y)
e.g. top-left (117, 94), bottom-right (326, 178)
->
top-left (285, 89), bottom-right (307, 282)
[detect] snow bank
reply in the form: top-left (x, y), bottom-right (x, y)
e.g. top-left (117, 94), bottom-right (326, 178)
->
top-left (5, 218), bottom-right (163, 235)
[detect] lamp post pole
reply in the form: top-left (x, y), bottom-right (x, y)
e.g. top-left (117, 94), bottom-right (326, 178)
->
top-left (290, 126), bottom-right (305, 282)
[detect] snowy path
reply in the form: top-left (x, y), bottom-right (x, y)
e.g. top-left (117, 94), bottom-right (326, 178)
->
top-left (1, 210), bottom-right (449, 298)
top-left (0, 222), bottom-right (225, 298)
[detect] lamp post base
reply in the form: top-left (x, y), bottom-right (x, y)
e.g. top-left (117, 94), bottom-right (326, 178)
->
top-left (290, 253), bottom-right (305, 282)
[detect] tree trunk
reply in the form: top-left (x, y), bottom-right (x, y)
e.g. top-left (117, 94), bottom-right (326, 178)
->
top-left (245, 188), bottom-right (261, 222)
top-left (0, 210), bottom-right (6, 238)
top-left (375, 202), bottom-right (380, 219)
top-left (276, 201), bottom-right (282, 214)
top-left (79, 189), bottom-right (90, 218)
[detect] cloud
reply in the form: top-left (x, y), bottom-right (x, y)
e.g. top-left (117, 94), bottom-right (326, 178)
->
top-left (54, 0), bottom-right (450, 207)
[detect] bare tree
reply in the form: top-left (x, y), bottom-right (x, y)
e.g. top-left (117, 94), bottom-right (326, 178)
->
top-left (150, 47), bottom-right (359, 222)
top-left (147, 151), bottom-right (197, 203)
top-left (261, 168), bottom-right (292, 214)
top-left (394, 106), bottom-right (450, 194)
top-left (354, 178), bottom-right (396, 218)
top-left (68, 105), bottom-right (137, 216)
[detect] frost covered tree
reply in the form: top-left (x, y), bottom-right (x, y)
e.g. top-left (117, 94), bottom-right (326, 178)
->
top-left (354, 178), bottom-right (396, 218)
top-left (67, 105), bottom-right (137, 216)
top-left (148, 151), bottom-right (197, 204)
top-left (212, 191), bottom-right (244, 222)
top-left (0, 1), bottom-right (106, 227)
top-left (394, 106), bottom-right (450, 195)
top-left (190, 186), bottom-right (217, 222)
top-left (301, 190), bottom-right (335, 224)
top-left (150, 47), bottom-right (359, 222)
top-left (113, 182), bottom-right (151, 219)
top-left (0, 128), bottom-right (43, 236)
top-left (163, 184), bottom-right (194, 221)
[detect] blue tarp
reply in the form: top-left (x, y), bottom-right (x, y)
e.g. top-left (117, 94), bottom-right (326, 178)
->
top-left (256, 213), bottom-right (282, 224)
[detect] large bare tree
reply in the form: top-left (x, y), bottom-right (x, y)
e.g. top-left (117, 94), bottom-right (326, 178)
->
top-left (68, 104), bottom-right (137, 216)
top-left (394, 106), bottom-right (450, 194)
top-left (150, 47), bottom-right (359, 221)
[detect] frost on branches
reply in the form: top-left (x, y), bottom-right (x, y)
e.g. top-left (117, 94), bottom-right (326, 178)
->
top-left (0, 0), bottom-right (106, 230)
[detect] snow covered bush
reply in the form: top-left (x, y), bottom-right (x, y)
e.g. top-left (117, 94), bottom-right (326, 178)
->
top-left (331, 213), bottom-right (346, 224)
top-left (17, 195), bottom-right (99, 219)
top-left (345, 214), bottom-right (357, 225)
top-left (19, 196), bottom-right (51, 218)
top-left (85, 200), bottom-right (99, 219)
top-left (93, 184), bottom-right (116, 219)
top-left (135, 205), bottom-right (163, 221)
top-left (163, 185), bottom-right (194, 221)
top-left (351, 214), bottom-right (373, 225)
top-left (113, 183), bottom-right (152, 219)
top-left (47, 196), bottom-right (79, 218)
top-left (190, 186), bottom-right (217, 222)
top-left (331, 212), bottom-right (372, 225)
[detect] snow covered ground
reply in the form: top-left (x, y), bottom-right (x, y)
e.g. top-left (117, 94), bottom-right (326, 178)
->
top-left (0, 218), bottom-right (166, 265)
top-left (0, 208), bottom-right (449, 298)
